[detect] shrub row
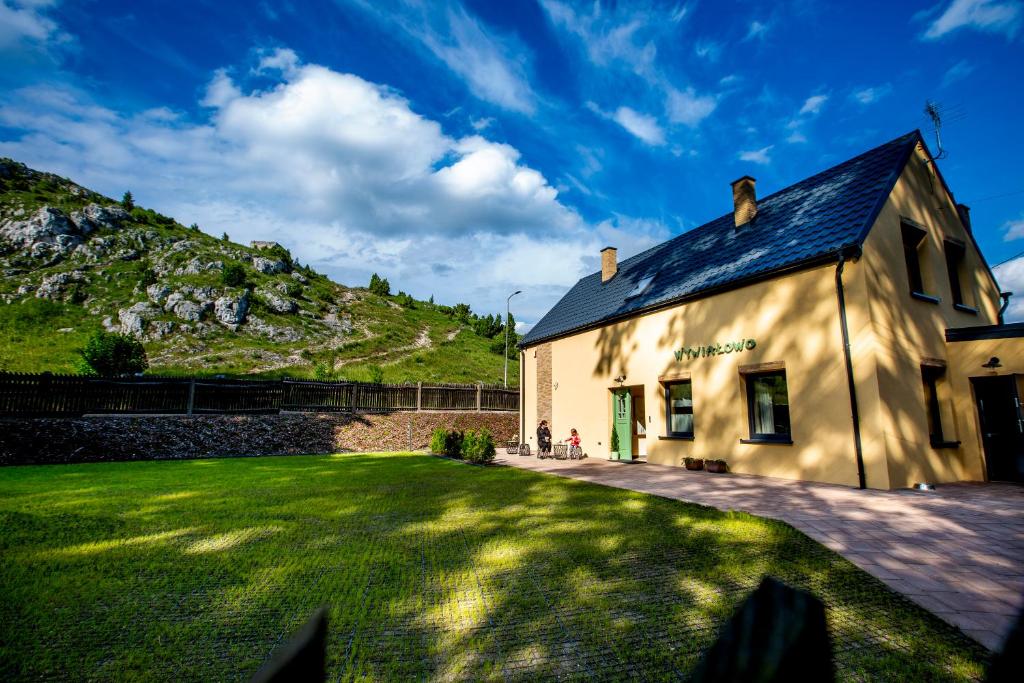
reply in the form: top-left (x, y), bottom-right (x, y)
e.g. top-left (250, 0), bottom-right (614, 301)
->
top-left (430, 427), bottom-right (496, 464)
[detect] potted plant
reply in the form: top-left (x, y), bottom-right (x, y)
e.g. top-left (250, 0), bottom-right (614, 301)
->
top-left (609, 427), bottom-right (620, 460)
top-left (706, 459), bottom-right (728, 474)
top-left (684, 457), bottom-right (704, 471)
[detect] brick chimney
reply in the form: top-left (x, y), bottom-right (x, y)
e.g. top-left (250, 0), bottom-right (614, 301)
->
top-left (601, 246), bottom-right (617, 282)
top-left (956, 203), bottom-right (972, 234)
top-left (731, 176), bottom-right (757, 228)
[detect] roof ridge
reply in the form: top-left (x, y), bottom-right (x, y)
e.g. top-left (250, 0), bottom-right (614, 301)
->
top-left (523, 130), bottom-right (923, 346)
top-left (610, 130), bottom-right (921, 275)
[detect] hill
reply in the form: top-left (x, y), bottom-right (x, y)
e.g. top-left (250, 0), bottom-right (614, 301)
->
top-left (0, 159), bottom-right (520, 384)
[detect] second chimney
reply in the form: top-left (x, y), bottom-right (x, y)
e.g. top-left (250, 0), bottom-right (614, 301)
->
top-left (731, 176), bottom-right (757, 228)
top-left (601, 246), bottom-right (617, 282)
top-left (956, 203), bottom-right (972, 234)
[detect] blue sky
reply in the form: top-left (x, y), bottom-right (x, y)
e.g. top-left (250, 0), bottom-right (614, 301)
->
top-left (2, 0), bottom-right (1024, 325)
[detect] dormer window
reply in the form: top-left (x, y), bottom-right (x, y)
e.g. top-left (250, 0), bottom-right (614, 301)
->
top-left (625, 275), bottom-right (655, 299)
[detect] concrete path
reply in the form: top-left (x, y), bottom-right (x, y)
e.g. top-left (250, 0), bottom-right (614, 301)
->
top-left (498, 454), bottom-right (1024, 651)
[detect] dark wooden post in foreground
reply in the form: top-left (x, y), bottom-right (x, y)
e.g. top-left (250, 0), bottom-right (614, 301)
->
top-left (690, 576), bottom-right (833, 683)
top-left (249, 608), bottom-right (327, 683)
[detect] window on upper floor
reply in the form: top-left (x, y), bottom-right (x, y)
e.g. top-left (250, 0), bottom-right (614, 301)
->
top-left (944, 240), bottom-right (976, 314)
top-left (901, 221), bottom-right (938, 303)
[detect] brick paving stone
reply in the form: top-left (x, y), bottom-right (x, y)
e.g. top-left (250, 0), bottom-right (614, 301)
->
top-left (499, 455), bottom-right (1024, 652)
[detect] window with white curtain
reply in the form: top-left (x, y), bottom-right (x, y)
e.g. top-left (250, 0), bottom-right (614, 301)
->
top-left (665, 380), bottom-right (694, 437)
top-left (745, 371), bottom-right (790, 441)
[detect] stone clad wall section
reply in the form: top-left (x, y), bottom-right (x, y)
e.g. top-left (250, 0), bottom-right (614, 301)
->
top-left (0, 411), bottom-right (519, 466)
top-left (536, 343), bottom-right (552, 430)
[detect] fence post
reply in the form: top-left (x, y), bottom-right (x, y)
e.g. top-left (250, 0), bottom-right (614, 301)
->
top-left (351, 382), bottom-right (359, 413)
top-left (416, 382), bottom-right (422, 411)
top-left (187, 378), bottom-right (196, 416)
top-left (476, 383), bottom-right (482, 412)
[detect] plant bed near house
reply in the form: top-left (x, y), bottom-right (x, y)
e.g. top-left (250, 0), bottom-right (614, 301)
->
top-left (706, 459), bottom-right (728, 473)
top-left (684, 457), bottom-right (705, 471)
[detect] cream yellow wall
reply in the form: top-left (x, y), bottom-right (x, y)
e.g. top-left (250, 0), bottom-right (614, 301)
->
top-left (857, 142), bottom-right (1002, 488)
top-left (523, 264), bottom-right (867, 487)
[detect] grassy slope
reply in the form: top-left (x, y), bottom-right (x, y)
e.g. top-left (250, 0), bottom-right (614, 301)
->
top-left (0, 454), bottom-right (984, 681)
top-left (0, 164), bottom-right (519, 384)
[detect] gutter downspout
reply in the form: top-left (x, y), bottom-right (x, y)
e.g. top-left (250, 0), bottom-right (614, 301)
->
top-left (999, 292), bottom-right (1012, 325)
top-left (519, 349), bottom-right (525, 445)
top-left (836, 248), bottom-right (867, 490)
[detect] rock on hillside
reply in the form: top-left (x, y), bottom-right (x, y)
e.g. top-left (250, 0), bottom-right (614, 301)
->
top-left (0, 157), bottom-right (357, 365)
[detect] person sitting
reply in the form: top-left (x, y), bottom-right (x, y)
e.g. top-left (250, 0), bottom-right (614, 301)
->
top-left (537, 420), bottom-right (552, 457)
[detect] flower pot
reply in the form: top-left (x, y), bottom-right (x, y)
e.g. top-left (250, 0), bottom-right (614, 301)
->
top-left (684, 458), bottom-right (704, 471)
top-left (706, 460), bottom-right (727, 474)
top-left (609, 451), bottom-right (619, 461)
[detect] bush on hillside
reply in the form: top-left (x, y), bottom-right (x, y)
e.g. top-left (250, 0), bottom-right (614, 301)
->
top-left (430, 428), bottom-right (447, 455)
top-left (79, 330), bottom-right (148, 377)
top-left (220, 262), bottom-right (247, 287)
top-left (369, 273), bottom-right (391, 296)
top-left (462, 428), bottom-right (496, 464)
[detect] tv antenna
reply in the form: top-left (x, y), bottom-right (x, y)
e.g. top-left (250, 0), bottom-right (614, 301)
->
top-left (924, 100), bottom-right (947, 160)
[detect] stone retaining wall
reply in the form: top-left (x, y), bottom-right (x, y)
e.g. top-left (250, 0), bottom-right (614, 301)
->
top-left (0, 411), bottom-right (519, 466)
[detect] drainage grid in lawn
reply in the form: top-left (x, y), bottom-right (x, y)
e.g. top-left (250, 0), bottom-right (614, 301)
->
top-left (0, 453), bottom-right (989, 681)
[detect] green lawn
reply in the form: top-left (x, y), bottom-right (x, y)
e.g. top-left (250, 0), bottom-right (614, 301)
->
top-left (0, 454), bottom-right (985, 681)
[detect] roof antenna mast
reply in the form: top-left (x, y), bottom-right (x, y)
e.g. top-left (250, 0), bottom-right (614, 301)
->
top-left (924, 100), bottom-right (947, 161)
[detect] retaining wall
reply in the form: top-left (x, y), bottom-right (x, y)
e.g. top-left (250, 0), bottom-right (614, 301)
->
top-left (0, 411), bottom-right (519, 466)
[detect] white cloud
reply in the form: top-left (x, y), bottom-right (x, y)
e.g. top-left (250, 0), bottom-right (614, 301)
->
top-left (542, 0), bottom-right (660, 79)
top-left (471, 116), bottom-right (494, 131)
top-left (941, 59), bottom-right (976, 87)
top-left (0, 0), bottom-right (60, 50)
top-left (921, 0), bottom-right (1022, 40)
top-left (200, 69), bottom-right (241, 108)
top-left (1004, 215), bottom-right (1024, 241)
top-left (799, 94), bottom-right (829, 115)
top-left (255, 47), bottom-right (300, 76)
top-left (744, 20), bottom-right (770, 41)
top-left (694, 38), bottom-right (722, 62)
top-left (348, 1), bottom-right (537, 115)
top-left (993, 254), bottom-right (1024, 322)
top-left (587, 102), bottom-right (665, 145)
top-left (739, 145), bottom-right (774, 164)
top-left (851, 84), bottom-right (892, 104)
top-left (787, 131), bottom-right (808, 144)
top-left (665, 86), bottom-right (717, 127)
top-left (0, 54), bottom-right (671, 322)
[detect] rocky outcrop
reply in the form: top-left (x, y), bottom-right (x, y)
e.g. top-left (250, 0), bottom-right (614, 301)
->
top-left (35, 270), bottom-right (86, 300)
top-left (69, 204), bottom-right (129, 234)
top-left (146, 283), bottom-right (172, 305)
top-left (246, 315), bottom-right (303, 342)
top-left (214, 291), bottom-right (249, 328)
top-left (257, 287), bottom-right (297, 314)
top-left (118, 302), bottom-right (161, 337)
top-left (0, 207), bottom-right (80, 255)
top-left (252, 256), bottom-right (286, 274)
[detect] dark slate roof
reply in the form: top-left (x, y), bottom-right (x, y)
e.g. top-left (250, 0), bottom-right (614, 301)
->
top-left (522, 130), bottom-right (921, 347)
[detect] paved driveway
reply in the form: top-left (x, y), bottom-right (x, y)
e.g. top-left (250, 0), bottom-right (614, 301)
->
top-left (499, 455), bottom-right (1024, 651)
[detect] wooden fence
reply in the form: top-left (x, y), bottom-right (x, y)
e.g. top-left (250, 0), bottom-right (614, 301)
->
top-left (0, 373), bottom-right (519, 417)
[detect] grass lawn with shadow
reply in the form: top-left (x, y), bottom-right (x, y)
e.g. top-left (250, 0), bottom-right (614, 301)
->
top-left (0, 453), bottom-right (987, 681)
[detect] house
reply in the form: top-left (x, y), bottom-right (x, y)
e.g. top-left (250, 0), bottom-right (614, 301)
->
top-left (518, 131), bottom-right (1023, 489)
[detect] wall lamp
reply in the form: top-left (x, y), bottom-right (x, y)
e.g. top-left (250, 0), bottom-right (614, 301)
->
top-left (982, 357), bottom-right (1002, 369)
top-left (613, 375), bottom-right (627, 385)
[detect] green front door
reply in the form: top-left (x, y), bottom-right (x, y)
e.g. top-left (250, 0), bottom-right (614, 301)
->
top-left (613, 389), bottom-right (633, 461)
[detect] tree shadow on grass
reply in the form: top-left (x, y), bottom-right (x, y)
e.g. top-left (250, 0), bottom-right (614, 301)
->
top-left (0, 454), bottom-right (991, 682)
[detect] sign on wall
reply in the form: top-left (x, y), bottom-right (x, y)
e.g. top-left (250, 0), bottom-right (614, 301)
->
top-left (674, 339), bottom-right (756, 361)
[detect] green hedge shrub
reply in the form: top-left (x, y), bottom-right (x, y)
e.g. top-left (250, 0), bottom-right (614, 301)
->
top-left (79, 330), bottom-right (148, 376)
top-left (429, 428), bottom-right (447, 455)
top-left (443, 430), bottom-right (464, 458)
top-left (462, 428), bottom-right (496, 464)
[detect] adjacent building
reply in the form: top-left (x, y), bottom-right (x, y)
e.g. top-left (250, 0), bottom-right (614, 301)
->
top-left (519, 131), bottom-right (1023, 489)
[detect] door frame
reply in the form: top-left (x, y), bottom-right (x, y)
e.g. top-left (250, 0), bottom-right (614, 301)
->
top-left (970, 374), bottom-right (1024, 483)
top-left (611, 388), bottom-right (633, 461)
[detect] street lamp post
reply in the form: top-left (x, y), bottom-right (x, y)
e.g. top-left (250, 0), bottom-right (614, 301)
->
top-left (504, 290), bottom-right (522, 388)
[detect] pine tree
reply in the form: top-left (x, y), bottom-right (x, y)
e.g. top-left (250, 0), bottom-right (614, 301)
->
top-left (121, 191), bottom-right (134, 210)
